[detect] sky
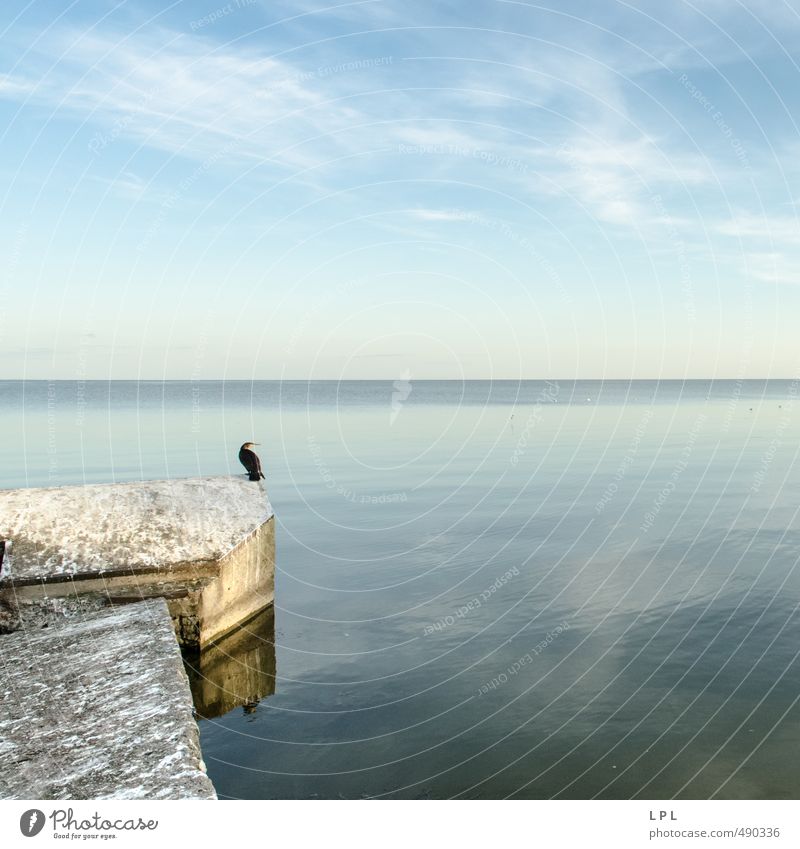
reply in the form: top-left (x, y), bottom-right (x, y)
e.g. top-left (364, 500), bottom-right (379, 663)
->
top-left (1, 0), bottom-right (800, 379)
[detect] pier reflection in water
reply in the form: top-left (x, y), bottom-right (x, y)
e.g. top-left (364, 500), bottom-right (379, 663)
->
top-left (182, 606), bottom-right (276, 719)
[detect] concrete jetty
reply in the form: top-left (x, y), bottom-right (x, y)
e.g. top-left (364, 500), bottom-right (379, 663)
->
top-left (0, 599), bottom-right (216, 799)
top-left (0, 476), bottom-right (275, 646)
top-left (0, 475), bottom-right (278, 799)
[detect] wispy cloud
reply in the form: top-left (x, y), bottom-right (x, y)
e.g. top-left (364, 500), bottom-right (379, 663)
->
top-left (408, 208), bottom-right (472, 222)
top-left (716, 213), bottom-right (800, 241)
top-left (0, 73), bottom-right (36, 96)
top-left (89, 170), bottom-right (158, 201)
top-left (715, 212), bottom-right (800, 284)
top-left (742, 251), bottom-right (800, 285)
top-left (7, 26), bottom-right (371, 170)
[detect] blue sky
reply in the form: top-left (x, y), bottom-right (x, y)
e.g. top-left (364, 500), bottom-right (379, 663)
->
top-left (1, 0), bottom-right (799, 379)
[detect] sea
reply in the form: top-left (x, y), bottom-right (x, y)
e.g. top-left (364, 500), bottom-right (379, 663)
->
top-left (2, 379), bottom-right (799, 799)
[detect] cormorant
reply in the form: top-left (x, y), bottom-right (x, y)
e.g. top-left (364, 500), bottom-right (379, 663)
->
top-left (239, 442), bottom-right (265, 481)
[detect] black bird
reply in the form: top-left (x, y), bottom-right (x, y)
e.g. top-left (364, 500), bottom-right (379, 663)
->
top-left (239, 442), bottom-right (265, 481)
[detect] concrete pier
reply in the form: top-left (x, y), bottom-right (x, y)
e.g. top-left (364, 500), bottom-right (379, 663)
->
top-left (0, 475), bottom-right (278, 799)
top-left (0, 599), bottom-right (216, 799)
top-left (0, 476), bottom-right (275, 647)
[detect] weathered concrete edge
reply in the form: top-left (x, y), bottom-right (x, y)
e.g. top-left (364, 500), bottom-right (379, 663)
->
top-left (0, 559), bottom-right (219, 590)
top-left (199, 515), bottom-right (276, 646)
top-left (0, 509), bottom-right (276, 589)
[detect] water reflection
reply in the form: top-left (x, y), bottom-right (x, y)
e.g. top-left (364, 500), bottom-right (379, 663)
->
top-left (183, 606), bottom-right (276, 719)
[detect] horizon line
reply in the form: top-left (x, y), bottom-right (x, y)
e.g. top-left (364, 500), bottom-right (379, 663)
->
top-left (1, 377), bottom-right (796, 383)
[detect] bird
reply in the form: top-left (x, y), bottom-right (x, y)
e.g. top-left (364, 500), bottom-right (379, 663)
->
top-left (239, 442), bottom-right (265, 481)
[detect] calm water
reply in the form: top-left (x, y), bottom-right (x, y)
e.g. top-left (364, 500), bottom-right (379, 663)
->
top-left (2, 379), bottom-right (800, 799)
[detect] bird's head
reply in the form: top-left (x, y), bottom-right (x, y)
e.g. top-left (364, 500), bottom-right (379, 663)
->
top-left (241, 442), bottom-right (259, 450)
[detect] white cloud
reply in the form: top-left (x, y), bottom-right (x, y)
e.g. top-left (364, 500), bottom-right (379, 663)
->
top-left (742, 251), bottom-right (800, 285)
top-left (9, 26), bottom-right (371, 170)
top-left (713, 213), bottom-right (800, 285)
top-left (0, 12), bottom-right (784, 251)
top-left (408, 208), bottom-right (472, 222)
top-left (716, 213), bottom-right (800, 241)
top-left (0, 73), bottom-right (35, 96)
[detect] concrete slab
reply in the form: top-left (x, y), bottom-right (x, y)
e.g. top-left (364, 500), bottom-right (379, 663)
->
top-left (0, 476), bottom-right (275, 647)
top-left (0, 476), bottom-right (272, 584)
top-left (0, 599), bottom-right (216, 799)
